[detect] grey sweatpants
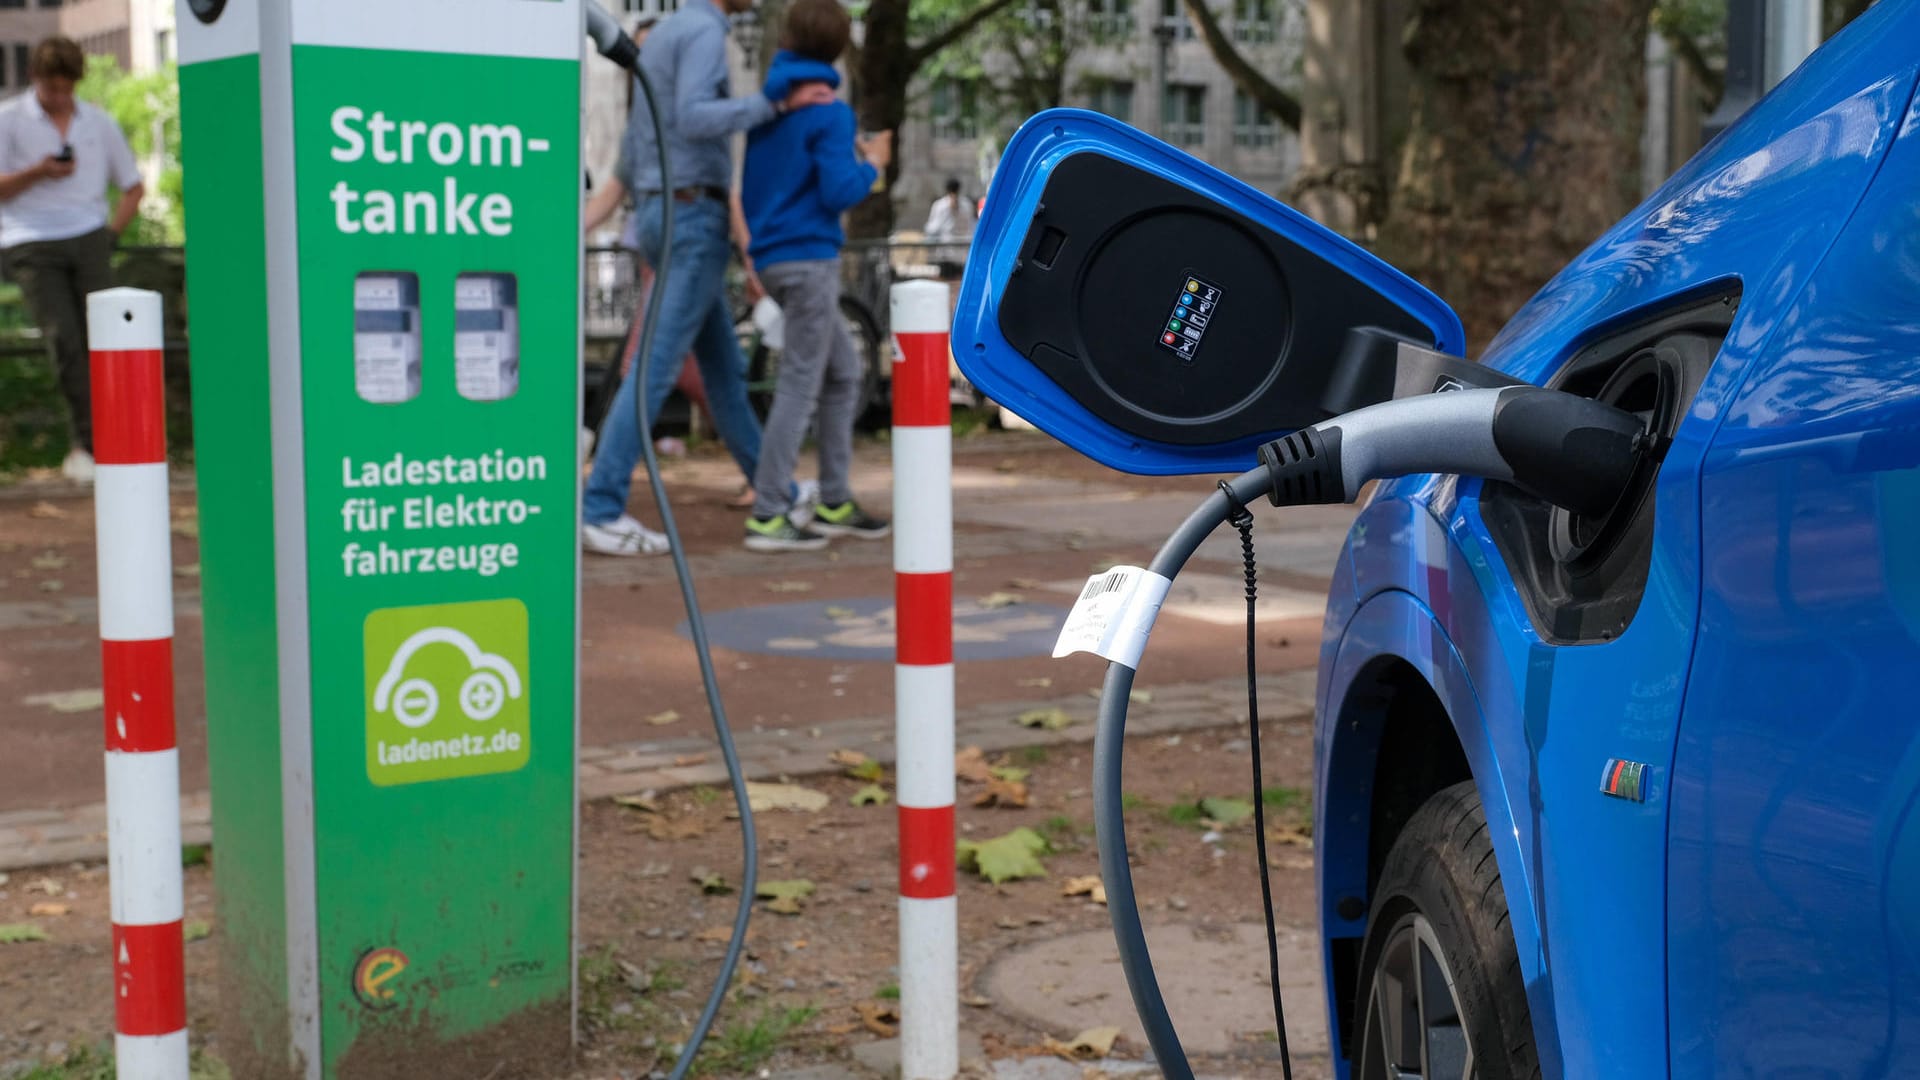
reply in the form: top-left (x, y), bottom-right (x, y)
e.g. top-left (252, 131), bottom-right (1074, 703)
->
top-left (752, 259), bottom-right (861, 519)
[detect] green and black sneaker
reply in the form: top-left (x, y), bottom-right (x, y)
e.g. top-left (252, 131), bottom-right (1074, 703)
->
top-left (744, 514), bottom-right (829, 552)
top-left (809, 500), bottom-right (891, 540)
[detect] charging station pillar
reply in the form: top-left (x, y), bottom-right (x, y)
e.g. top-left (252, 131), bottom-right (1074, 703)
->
top-left (177, 3), bottom-right (582, 1076)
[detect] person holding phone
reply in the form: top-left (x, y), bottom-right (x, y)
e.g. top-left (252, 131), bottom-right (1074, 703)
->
top-left (0, 36), bottom-right (145, 484)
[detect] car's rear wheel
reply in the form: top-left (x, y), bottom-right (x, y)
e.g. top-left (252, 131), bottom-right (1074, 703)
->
top-left (1355, 781), bottom-right (1539, 1080)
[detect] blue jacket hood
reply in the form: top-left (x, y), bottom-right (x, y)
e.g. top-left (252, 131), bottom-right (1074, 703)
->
top-left (762, 50), bottom-right (841, 102)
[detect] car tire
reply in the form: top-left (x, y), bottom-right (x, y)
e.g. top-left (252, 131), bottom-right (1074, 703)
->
top-left (1353, 780), bottom-right (1540, 1080)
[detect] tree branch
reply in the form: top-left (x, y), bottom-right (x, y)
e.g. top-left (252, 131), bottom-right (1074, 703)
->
top-left (910, 0), bottom-right (1026, 70)
top-left (1180, 0), bottom-right (1301, 131)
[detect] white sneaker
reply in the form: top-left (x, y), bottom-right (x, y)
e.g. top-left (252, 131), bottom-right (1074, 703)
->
top-left (61, 448), bottom-right (94, 484)
top-left (790, 479), bottom-right (820, 526)
top-left (582, 513), bottom-right (671, 556)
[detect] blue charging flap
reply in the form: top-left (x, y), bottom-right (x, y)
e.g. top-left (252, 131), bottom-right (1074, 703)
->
top-left (952, 109), bottom-right (1465, 476)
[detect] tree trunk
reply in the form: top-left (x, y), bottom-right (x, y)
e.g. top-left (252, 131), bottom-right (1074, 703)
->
top-left (1376, 0), bottom-right (1655, 352)
top-left (849, 0), bottom-right (912, 240)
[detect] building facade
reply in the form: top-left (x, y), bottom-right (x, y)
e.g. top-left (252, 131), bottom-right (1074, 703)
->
top-left (0, 0), bottom-right (175, 95)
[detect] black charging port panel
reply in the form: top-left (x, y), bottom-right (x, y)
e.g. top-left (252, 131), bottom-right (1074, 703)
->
top-left (995, 151), bottom-right (1436, 447)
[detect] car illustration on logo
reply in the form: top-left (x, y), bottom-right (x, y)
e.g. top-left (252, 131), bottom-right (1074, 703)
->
top-left (371, 626), bottom-right (523, 729)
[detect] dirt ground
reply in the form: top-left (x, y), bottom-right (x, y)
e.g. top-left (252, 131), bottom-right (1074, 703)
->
top-left (0, 716), bottom-right (1319, 1079)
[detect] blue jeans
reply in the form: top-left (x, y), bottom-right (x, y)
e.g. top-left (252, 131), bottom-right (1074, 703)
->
top-left (584, 195), bottom-right (763, 525)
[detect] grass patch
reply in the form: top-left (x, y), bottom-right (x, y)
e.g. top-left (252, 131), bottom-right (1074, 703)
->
top-left (695, 1004), bottom-right (818, 1076)
top-left (1014, 746), bottom-right (1050, 766)
top-left (876, 983), bottom-right (900, 1001)
top-left (690, 785), bottom-right (722, 806)
top-left (11, 1045), bottom-right (229, 1080)
top-left (1120, 792), bottom-right (1151, 812)
top-left (1163, 802), bottom-right (1207, 828)
top-left (1261, 786), bottom-right (1308, 812)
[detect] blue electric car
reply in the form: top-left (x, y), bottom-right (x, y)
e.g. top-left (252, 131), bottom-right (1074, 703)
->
top-left (955, 2), bottom-right (1920, 1075)
top-left (1312, 8), bottom-right (1920, 1078)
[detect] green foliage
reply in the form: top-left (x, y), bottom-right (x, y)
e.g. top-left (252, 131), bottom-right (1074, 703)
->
top-left (181, 843), bottom-right (211, 868)
top-left (876, 982), bottom-right (901, 1000)
top-left (1163, 802), bottom-right (1205, 828)
top-left (1651, 0), bottom-right (1727, 44)
top-left (76, 56), bottom-right (183, 244)
top-left (1015, 745), bottom-right (1050, 766)
top-left (914, 0), bottom-right (1130, 143)
top-left (1261, 785), bottom-right (1307, 811)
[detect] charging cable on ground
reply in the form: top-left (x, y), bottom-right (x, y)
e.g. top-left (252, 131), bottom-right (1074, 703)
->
top-left (586, 9), bottom-right (757, 1079)
top-left (1094, 386), bottom-right (1650, 1079)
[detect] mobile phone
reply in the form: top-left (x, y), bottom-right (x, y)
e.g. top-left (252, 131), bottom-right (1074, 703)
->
top-left (54, 145), bottom-right (72, 163)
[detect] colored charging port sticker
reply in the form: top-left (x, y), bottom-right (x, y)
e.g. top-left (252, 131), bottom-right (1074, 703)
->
top-left (1159, 271), bottom-right (1222, 362)
top-left (1053, 565), bottom-right (1174, 670)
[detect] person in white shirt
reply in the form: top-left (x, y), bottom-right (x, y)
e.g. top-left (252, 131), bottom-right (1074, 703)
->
top-left (923, 176), bottom-right (973, 277)
top-left (0, 37), bottom-right (145, 483)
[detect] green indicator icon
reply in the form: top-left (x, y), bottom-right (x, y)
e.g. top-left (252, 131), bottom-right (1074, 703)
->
top-left (365, 598), bottom-right (531, 785)
top-left (1169, 320), bottom-right (1182, 331)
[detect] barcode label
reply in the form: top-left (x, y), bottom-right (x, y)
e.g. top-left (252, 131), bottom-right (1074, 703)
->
top-left (1081, 571), bottom-right (1128, 600)
top-left (1054, 565), bottom-right (1173, 668)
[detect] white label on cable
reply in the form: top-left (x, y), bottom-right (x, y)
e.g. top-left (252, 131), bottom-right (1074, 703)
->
top-left (1052, 565), bottom-right (1173, 669)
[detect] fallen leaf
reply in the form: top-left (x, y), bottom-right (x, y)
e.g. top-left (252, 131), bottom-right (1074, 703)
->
top-left (765, 580), bottom-right (814, 593)
top-left (746, 781), bottom-right (830, 813)
top-left (1016, 707), bottom-right (1073, 731)
top-left (29, 552), bottom-right (66, 570)
top-left (829, 748), bottom-right (869, 770)
top-left (27, 902), bottom-right (68, 917)
top-left (823, 1021), bottom-right (862, 1036)
top-left (173, 563), bottom-right (201, 577)
top-left (1200, 797), bottom-right (1256, 828)
top-left (1046, 1025), bottom-right (1122, 1060)
top-left (36, 579), bottom-right (63, 592)
top-left (1061, 876), bottom-right (1108, 905)
top-left (855, 1002), bottom-right (899, 1037)
top-left (694, 925), bottom-right (737, 943)
top-left (954, 745), bottom-right (994, 783)
top-left (972, 777), bottom-right (1029, 809)
top-left (170, 514), bottom-right (199, 538)
top-left (1129, 689), bottom-right (1154, 705)
top-left (1015, 677), bottom-right (1054, 689)
top-left (823, 605), bottom-right (855, 619)
top-left (184, 920), bottom-right (212, 942)
top-left (961, 992), bottom-right (993, 1008)
top-left (671, 753), bottom-right (708, 767)
top-left (28, 501), bottom-right (65, 519)
top-left (755, 880), bottom-right (815, 915)
top-left (27, 878), bottom-right (60, 895)
top-left (850, 784), bottom-right (890, 807)
top-left (976, 591), bottom-right (1022, 609)
top-left (646, 818), bottom-right (705, 842)
top-left (689, 867), bottom-right (732, 894)
top-left (830, 750), bottom-right (885, 782)
top-left (1006, 577), bottom-right (1041, 590)
top-left (23, 690), bottom-right (103, 713)
top-left (956, 827), bottom-right (1050, 884)
top-left (645, 709), bottom-right (681, 726)
top-left (0, 924), bottom-right (48, 944)
top-left (990, 765), bottom-right (1030, 783)
top-left (613, 793), bottom-right (661, 813)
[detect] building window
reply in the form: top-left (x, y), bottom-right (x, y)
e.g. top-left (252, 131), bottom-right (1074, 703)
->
top-left (1018, 1), bottom-right (1057, 32)
top-left (1088, 0), bottom-right (1133, 38)
top-left (1158, 0), bottom-right (1195, 40)
top-left (154, 29), bottom-right (173, 68)
top-left (0, 1), bottom-right (26, 10)
top-left (38, 0), bottom-right (61, 8)
top-left (13, 45), bottom-right (28, 83)
top-left (1232, 90), bottom-right (1279, 149)
top-left (1231, 0), bottom-right (1274, 43)
top-left (930, 79), bottom-right (978, 142)
top-left (1087, 80), bottom-right (1134, 125)
top-left (1162, 83), bottom-right (1205, 147)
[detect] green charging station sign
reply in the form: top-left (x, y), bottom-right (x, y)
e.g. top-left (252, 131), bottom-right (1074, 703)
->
top-left (180, 3), bottom-right (583, 1074)
top-left (364, 598), bottom-right (530, 785)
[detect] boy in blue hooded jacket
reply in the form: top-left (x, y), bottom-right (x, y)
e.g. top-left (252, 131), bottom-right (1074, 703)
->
top-left (739, 0), bottom-right (894, 551)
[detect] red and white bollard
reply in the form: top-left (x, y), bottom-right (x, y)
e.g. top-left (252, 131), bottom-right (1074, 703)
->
top-left (890, 280), bottom-right (957, 1080)
top-left (89, 287), bottom-right (188, 1079)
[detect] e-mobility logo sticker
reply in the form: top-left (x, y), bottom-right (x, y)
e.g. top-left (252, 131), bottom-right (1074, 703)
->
top-left (364, 598), bottom-right (530, 785)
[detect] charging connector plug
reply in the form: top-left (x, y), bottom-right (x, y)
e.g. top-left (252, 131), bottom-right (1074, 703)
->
top-left (1257, 386), bottom-right (1647, 516)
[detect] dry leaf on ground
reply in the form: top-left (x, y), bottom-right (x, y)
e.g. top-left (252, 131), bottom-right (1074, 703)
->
top-left (645, 709), bottom-right (681, 726)
top-left (823, 605), bottom-right (855, 619)
top-left (957, 827), bottom-right (1049, 884)
top-left (1016, 677), bottom-right (1053, 689)
top-left (184, 920), bottom-right (212, 942)
top-left (1061, 876), bottom-right (1107, 905)
top-left (755, 879), bottom-right (815, 915)
top-left (27, 902), bottom-right (68, 917)
top-left (671, 753), bottom-right (708, 767)
top-left (29, 552), bottom-right (66, 570)
top-left (972, 777), bottom-right (1030, 809)
top-left (1046, 1025), bottom-right (1122, 1060)
top-left (954, 746), bottom-right (994, 783)
top-left (855, 1002), bottom-right (899, 1037)
top-left (765, 580), bottom-right (814, 593)
top-left (850, 784), bottom-right (889, 807)
top-left (746, 781), bottom-right (829, 813)
top-left (612, 793), bottom-right (661, 813)
top-left (976, 592), bottom-right (1022, 609)
top-left (23, 689), bottom-right (103, 713)
top-left (689, 867), bottom-right (732, 894)
top-left (647, 818), bottom-right (705, 842)
top-left (830, 749), bottom-right (885, 781)
top-left (28, 502), bottom-right (65, 519)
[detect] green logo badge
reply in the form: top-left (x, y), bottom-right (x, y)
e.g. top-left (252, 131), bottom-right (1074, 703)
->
top-left (364, 598), bottom-right (530, 785)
